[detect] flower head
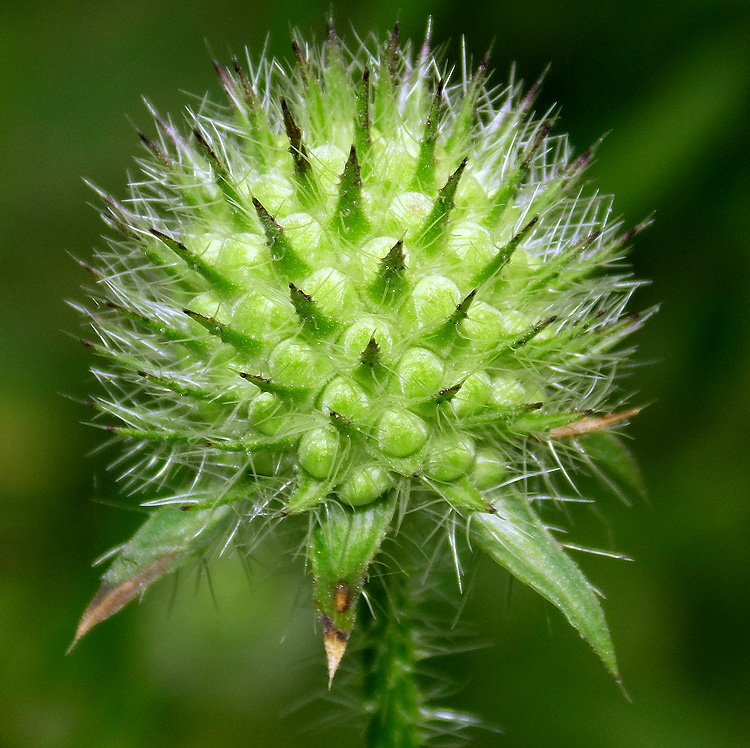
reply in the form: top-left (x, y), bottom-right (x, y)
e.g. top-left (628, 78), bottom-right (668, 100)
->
top-left (75, 22), bottom-right (646, 685)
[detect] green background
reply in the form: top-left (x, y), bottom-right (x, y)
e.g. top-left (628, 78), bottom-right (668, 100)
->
top-left (2, 0), bottom-right (749, 745)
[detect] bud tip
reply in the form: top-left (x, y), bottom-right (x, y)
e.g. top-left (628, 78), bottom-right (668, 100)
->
top-left (323, 624), bottom-right (349, 687)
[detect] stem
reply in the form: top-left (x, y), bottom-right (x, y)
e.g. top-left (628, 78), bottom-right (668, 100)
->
top-left (361, 567), bottom-right (422, 748)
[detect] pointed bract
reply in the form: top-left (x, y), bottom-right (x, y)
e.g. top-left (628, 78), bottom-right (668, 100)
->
top-left (310, 494), bottom-right (396, 681)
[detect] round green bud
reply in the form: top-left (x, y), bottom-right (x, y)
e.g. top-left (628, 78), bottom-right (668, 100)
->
top-left (387, 191), bottom-right (432, 231)
top-left (298, 426), bottom-right (340, 479)
top-left (377, 410), bottom-right (429, 458)
top-left (248, 392), bottom-right (281, 436)
top-left (268, 339), bottom-right (321, 389)
top-left (340, 317), bottom-right (394, 363)
top-left (232, 289), bottom-right (295, 340)
top-left (309, 144), bottom-right (348, 191)
top-left (445, 222), bottom-right (495, 283)
top-left (215, 233), bottom-right (273, 285)
top-left (281, 212), bottom-right (323, 266)
top-left (248, 169), bottom-right (294, 209)
top-left (498, 308), bottom-right (534, 337)
top-left (491, 375), bottom-right (531, 406)
top-left (189, 291), bottom-right (222, 319)
top-left (76, 28), bottom-right (647, 677)
top-left (426, 435), bottom-right (476, 482)
top-left (451, 371), bottom-right (492, 418)
top-left (338, 465), bottom-right (393, 507)
top-left (302, 267), bottom-right (360, 321)
top-left (318, 377), bottom-right (369, 421)
top-left (471, 448), bottom-right (508, 490)
top-left (395, 347), bottom-right (444, 399)
top-left (462, 301), bottom-right (504, 350)
top-left (502, 248), bottom-right (537, 292)
top-left (250, 172), bottom-right (294, 211)
top-left (411, 275), bottom-right (460, 328)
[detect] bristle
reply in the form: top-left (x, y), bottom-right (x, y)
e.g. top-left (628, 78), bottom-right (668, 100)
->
top-left (289, 283), bottom-right (339, 337)
top-left (445, 50), bottom-right (490, 156)
top-left (354, 68), bottom-right (371, 159)
top-left (138, 130), bottom-right (172, 168)
top-left (471, 215), bottom-right (539, 286)
top-left (183, 308), bottom-right (262, 355)
top-left (333, 146), bottom-right (368, 239)
top-left (367, 238), bottom-right (407, 306)
top-left (412, 79), bottom-right (445, 190)
top-left (252, 197), bottom-right (311, 278)
top-left (192, 128), bottom-right (247, 222)
top-left (281, 98), bottom-right (315, 183)
top-left (417, 157), bottom-right (468, 252)
top-left (150, 229), bottom-right (239, 295)
top-left (104, 300), bottom-right (207, 355)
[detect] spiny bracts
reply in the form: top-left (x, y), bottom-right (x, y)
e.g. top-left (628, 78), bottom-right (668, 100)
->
top-left (74, 22), bottom-right (647, 686)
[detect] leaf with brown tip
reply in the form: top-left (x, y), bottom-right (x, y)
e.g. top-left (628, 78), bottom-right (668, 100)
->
top-left (72, 505), bottom-right (232, 647)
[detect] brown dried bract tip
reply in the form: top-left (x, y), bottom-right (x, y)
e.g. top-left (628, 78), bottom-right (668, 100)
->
top-left (70, 554), bottom-right (176, 650)
top-left (566, 137), bottom-right (606, 181)
top-left (77, 259), bottom-right (104, 278)
top-left (478, 50), bottom-right (491, 75)
top-left (523, 121), bottom-right (552, 169)
top-left (614, 216), bottom-right (654, 249)
top-left (326, 16), bottom-right (338, 46)
top-left (289, 282), bottom-right (313, 304)
top-left (549, 408), bottom-right (641, 439)
top-left (435, 382), bottom-right (463, 403)
top-left (192, 128), bottom-right (229, 177)
top-left (321, 614), bottom-right (350, 686)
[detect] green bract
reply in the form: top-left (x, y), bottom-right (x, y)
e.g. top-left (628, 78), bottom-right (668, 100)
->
top-left (76, 23), bottom-right (646, 691)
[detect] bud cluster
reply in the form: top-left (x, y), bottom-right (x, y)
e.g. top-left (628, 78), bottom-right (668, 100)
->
top-left (75, 22), bottom-right (646, 694)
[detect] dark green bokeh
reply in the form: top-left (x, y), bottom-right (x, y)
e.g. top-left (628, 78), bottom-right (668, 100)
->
top-left (2, 1), bottom-right (749, 745)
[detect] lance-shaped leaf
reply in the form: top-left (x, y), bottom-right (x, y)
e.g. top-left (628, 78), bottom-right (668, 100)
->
top-left (310, 492), bottom-right (397, 684)
top-left (73, 504), bottom-right (233, 645)
top-left (472, 490), bottom-right (619, 679)
top-left (580, 431), bottom-right (645, 497)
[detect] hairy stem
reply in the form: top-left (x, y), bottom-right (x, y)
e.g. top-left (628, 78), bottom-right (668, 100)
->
top-left (361, 567), bottom-right (422, 748)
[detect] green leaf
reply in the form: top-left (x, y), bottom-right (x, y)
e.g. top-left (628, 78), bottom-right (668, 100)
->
top-left (73, 504), bottom-right (233, 645)
top-left (582, 431), bottom-right (644, 497)
top-left (310, 493), bottom-right (397, 683)
top-left (472, 491), bottom-right (619, 678)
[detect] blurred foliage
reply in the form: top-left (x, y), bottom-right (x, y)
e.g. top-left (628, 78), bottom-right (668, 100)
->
top-left (1, 0), bottom-right (749, 746)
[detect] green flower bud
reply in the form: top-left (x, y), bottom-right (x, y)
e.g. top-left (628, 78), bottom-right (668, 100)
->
top-left (75, 21), bottom-right (648, 714)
